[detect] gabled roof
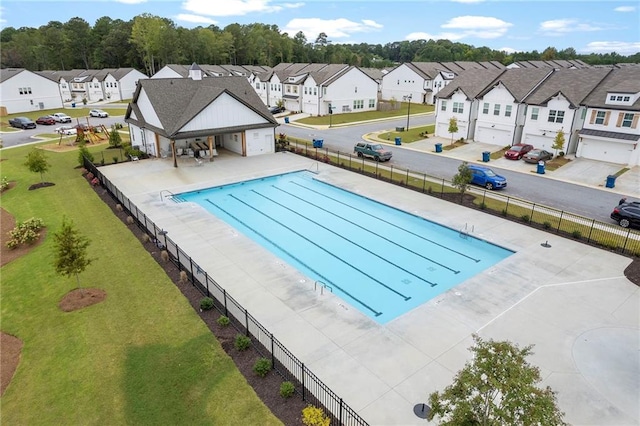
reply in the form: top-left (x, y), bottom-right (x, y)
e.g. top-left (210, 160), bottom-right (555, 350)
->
top-left (524, 68), bottom-right (612, 108)
top-left (308, 64), bottom-right (349, 85)
top-left (3, 68), bottom-right (60, 84)
top-left (435, 69), bottom-right (505, 100)
top-left (126, 76), bottom-right (277, 138)
top-left (476, 68), bottom-right (553, 102)
top-left (360, 67), bottom-right (385, 81)
top-left (581, 67), bottom-right (640, 110)
top-left (510, 60), bottom-right (591, 69)
top-left (406, 62), bottom-right (444, 79)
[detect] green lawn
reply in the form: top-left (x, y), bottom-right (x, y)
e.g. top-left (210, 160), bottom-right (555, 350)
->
top-left (297, 102), bottom-right (434, 126)
top-left (377, 124), bottom-right (435, 144)
top-left (0, 143), bottom-right (281, 425)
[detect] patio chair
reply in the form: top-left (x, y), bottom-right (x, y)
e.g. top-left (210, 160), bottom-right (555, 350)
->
top-left (129, 154), bottom-right (139, 162)
top-left (187, 149), bottom-right (194, 157)
top-left (176, 148), bottom-right (183, 156)
top-left (194, 157), bottom-right (204, 166)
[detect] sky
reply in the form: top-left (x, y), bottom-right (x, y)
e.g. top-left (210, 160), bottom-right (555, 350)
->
top-left (1, 0), bottom-right (639, 55)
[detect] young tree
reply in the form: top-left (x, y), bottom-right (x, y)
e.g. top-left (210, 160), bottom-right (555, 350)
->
top-left (109, 125), bottom-right (123, 148)
top-left (451, 161), bottom-right (472, 202)
top-left (24, 149), bottom-right (50, 184)
top-left (448, 117), bottom-right (458, 145)
top-left (552, 129), bottom-right (566, 157)
top-left (53, 216), bottom-right (93, 291)
top-left (428, 335), bottom-right (567, 426)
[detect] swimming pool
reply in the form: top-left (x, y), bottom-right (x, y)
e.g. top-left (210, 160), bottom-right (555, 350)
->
top-left (175, 171), bottom-right (513, 323)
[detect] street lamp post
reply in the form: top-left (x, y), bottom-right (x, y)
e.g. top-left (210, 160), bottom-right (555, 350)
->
top-left (405, 94), bottom-right (413, 131)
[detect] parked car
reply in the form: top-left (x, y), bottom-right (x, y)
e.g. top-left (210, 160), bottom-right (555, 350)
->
top-left (268, 106), bottom-right (285, 114)
top-left (8, 117), bottom-right (37, 129)
top-left (504, 143), bottom-right (534, 160)
top-left (89, 109), bottom-right (109, 118)
top-left (36, 115), bottom-right (56, 125)
top-left (468, 164), bottom-right (507, 190)
top-left (51, 112), bottom-right (72, 123)
top-left (55, 125), bottom-right (77, 135)
top-left (610, 201), bottom-right (640, 229)
top-left (522, 149), bottom-right (554, 164)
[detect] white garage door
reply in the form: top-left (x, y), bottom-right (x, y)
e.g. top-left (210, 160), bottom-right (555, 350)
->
top-left (522, 135), bottom-right (551, 151)
top-left (578, 138), bottom-right (633, 165)
top-left (475, 127), bottom-right (510, 147)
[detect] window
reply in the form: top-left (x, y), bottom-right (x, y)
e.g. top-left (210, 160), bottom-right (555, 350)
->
top-left (548, 110), bottom-right (564, 123)
top-left (440, 100), bottom-right (447, 111)
top-left (609, 95), bottom-right (616, 101)
top-left (595, 111), bottom-right (606, 125)
top-left (621, 113), bottom-right (634, 128)
top-left (623, 96), bottom-right (630, 102)
top-left (304, 87), bottom-right (308, 95)
top-left (617, 96), bottom-right (623, 101)
top-left (369, 99), bottom-right (375, 108)
top-left (493, 104), bottom-right (501, 116)
top-left (353, 100), bottom-right (364, 110)
top-left (505, 105), bottom-right (512, 117)
top-left (482, 103), bottom-right (489, 114)
top-left (255, 83), bottom-right (260, 89)
top-left (531, 107), bottom-right (539, 120)
top-left (453, 102), bottom-right (463, 114)
top-left (313, 87), bottom-right (317, 95)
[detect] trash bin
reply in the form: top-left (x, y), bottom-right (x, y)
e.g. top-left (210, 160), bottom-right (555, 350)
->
top-left (395, 137), bottom-right (402, 146)
top-left (71, 102), bottom-right (76, 108)
top-left (284, 117), bottom-right (289, 124)
top-left (606, 175), bottom-right (617, 188)
top-left (537, 161), bottom-right (546, 174)
top-left (313, 139), bottom-right (323, 148)
top-left (435, 143), bottom-right (442, 153)
top-left (482, 151), bottom-right (490, 162)
top-left (395, 126), bottom-right (405, 132)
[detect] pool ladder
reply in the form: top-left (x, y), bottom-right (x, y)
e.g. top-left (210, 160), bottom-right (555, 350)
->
top-left (314, 280), bottom-right (332, 295)
top-left (460, 223), bottom-right (474, 239)
top-left (160, 189), bottom-right (176, 203)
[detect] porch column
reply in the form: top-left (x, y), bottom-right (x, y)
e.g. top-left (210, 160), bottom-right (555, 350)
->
top-left (171, 139), bottom-right (177, 168)
top-left (207, 136), bottom-right (213, 162)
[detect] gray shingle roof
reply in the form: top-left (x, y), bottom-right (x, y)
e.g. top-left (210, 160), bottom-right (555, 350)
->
top-left (435, 69), bottom-right (505, 100)
top-left (127, 76), bottom-right (277, 138)
top-left (581, 67), bottom-right (640, 110)
top-left (579, 128), bottom-right (640, 141)
top-left (524, 68), bottom-right (612, 107)
top-left (477, 68), bottom-right (553, 101)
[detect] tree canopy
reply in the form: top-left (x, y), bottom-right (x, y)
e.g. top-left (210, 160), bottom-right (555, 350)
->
top-left (428, 335), bottom-right (567, 426)
top-left (1, 15), bottom-right (638, 71)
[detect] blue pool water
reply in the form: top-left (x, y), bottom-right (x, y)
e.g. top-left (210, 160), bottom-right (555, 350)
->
top-left (176, 171), bottom-right (513, 324)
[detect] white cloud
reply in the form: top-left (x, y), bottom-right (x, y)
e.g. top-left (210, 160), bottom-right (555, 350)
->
top-left (539, 19), bottom-right (602, 35)
top-left (614, 6), bottom-right (636, 12)
top-left (114, 0), bottom-right (148, 4)
top-left (497, 47), bottom-right (517, 54)
top-left (181, 0), bottom-right (301, 17)
top-left (407, 16), bottom-right (511, 41)
top-left (283, 18), bottom-right (383, 41)
top-left (176, 14), bottom-right (218, 25)
top-left (582, 41), bottom-right (640, 54)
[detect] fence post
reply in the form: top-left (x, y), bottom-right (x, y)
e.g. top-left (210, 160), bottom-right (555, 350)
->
top-left (557, 211), bottom-right (564, 233)
top-left (223, 289), bottom-right (228, 316)
top-left (189, 257), bottom-right (194, 285)
top-left (339, 398), bottom-right (343, 425)
top-left (406, 169), bottom-right (409, 185)
top-left (245, 309), bottom-right (249, 337)
top-left (441, 178), bottom-right (445, 197)
top-left (301, 362), bottom-right (306, 401)
top-left (422, 174), bottom-right (426, 193)
top-left (271, 333), bottom-right (275, 367)
top-left (587, 219), bottom-right (595, 243)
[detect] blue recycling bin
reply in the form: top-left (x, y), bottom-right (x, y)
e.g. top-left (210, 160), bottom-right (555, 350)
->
top-left (482, 151), bottom-right (490, 162)
top-left (284, 117), bottom-right (289, 124)
top-left (537, 161), bottom-right (546, 174)
top-left (313, 139), bottom-right (323, 148)
top-left (395, 137), bottom-right (402, 146)
top-left (605, 175), bottom-right (616, 188)
top-left (71, 102), bottom-right (76, 108)
top-left (435, 143), bottom-right (442, 153)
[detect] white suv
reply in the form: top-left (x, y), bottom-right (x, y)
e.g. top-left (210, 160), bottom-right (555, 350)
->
top-left (89, 109), bottom-right (109, 118)
top-left (51, 113), bottom-right (72, 123)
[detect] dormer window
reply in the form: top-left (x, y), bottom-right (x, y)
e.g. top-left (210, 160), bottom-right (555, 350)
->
top-left (606, 92), bottom-right (636, 106)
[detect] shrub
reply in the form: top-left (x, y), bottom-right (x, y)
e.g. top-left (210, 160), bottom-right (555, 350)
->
top-left (6, 217), bottom-right (45, 249)
top-left (479, 202), bottom-right (487, 210)
top-left (280, 381), bottom-right (295, 398)
top-left (141, 234), bottom-right (150, 243)
top-left (253, 357), bottom-right (272, 377)
top-left (86, 172), bottom-right (95, 181)
top-left (216, 315), bottom-right (230, 326)
top-left (571, 230), bottom-right (582, 239)
top-left (520, 214), bottom-right (530, 223)
top-left (115, 204), bottom-right (123, 212)
top-left (1, 176), bottom-right (9, 192)
top-left (160, 250), bottom-right (169, 262)
top-left (91, 177), bottom-right (100, 186)
top-left (234, 334), bottom-right (251, 351)
top-left (113, 156), bottom-right (119, 164)
top-left (78, 145), bottom-right (93, 166)
top-left (200, 297), bottom-right (214, 311)
top-left (543, 221), bottom-right (552, 230)
top-left (301, 405), bottom-right (330, 426)
top-left (178, 270), bottom-right (188, 285)
top-left (501, 209), bottom-right (508, 216)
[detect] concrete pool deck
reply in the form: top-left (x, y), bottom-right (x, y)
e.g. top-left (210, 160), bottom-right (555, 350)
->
top-left (101, 152), bottom-right (639, 426)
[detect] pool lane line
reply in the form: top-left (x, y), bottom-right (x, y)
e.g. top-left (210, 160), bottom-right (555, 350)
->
top-left (290, 180), bottom-right (481, 263)
top-left (271, 185), bottom-right (460, 275)
top-left (249, 189), bottom-right (434, 291)
top-left (221, 194), bottom-right (414, 301)
top-left (204, 198), bottom-right (384, 317)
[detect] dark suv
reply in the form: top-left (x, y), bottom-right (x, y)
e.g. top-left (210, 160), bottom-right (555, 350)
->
top-left (610, 201), bottom-right (640, 229)
top-left (9, 117), bottom-right (36, 129)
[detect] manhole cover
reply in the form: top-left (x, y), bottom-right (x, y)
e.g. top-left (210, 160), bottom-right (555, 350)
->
top-left (413, 403), bottom-right (430, 419)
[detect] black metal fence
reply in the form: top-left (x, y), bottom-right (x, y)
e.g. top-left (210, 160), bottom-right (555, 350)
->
top-left (83, 157), bottom-right (368, 426)
top-left (283, 140), bottom-right (640, 257)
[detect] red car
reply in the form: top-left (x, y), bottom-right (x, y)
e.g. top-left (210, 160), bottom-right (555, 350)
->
top-left (36, 115), bottom-right (55, 125)
top-left (504, 143), bottom-right (534, 160)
